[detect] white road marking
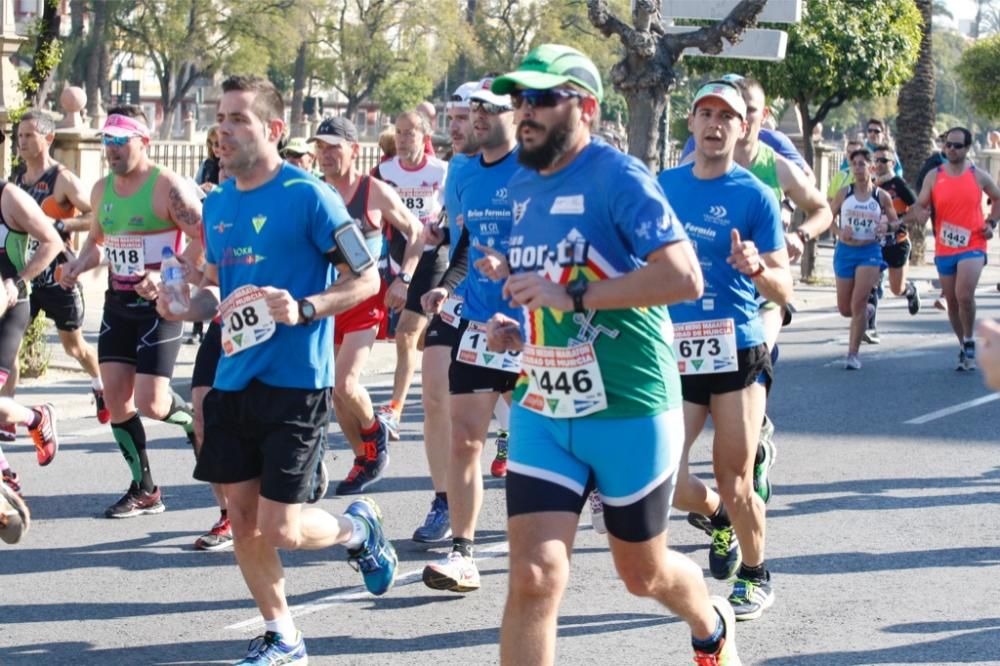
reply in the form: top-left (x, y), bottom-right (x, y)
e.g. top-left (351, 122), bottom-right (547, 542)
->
top-left (904, 393), bottom-right (1000, 425)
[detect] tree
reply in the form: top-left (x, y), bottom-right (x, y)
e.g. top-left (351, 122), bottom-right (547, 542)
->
top-left (587, 0), bottom-right (768, 170)
top-left (113, 0), bottom-right (298, 138)
top-left (690, 0), bottom-right (922, 169)
top-left (956, 33), bottom-right (1000, 119)
top-left (896, 0), bottom-right (936, 265)
top-left (18, 0), bottom-right (62, 109)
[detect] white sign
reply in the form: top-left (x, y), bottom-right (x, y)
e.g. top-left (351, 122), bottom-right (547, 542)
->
top-left (664, 27), bottom-right (789, 61)
top-left (663, 0), bottom-right (802, 24)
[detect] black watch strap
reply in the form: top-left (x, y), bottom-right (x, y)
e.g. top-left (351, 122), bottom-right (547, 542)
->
top-left (567, 277), bottom-right (588, 313)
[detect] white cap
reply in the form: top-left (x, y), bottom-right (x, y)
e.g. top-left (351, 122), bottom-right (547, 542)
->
top-left (447, 77), bottom-right (494, 109)
top-left (469, 88), bottom-right (512, 110)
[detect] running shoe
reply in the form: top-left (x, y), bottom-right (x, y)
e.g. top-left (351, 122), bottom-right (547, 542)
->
top-left (709, 525), bottom-right (741, 581)
top-left (365, 420), bottom-right (390, 477)
top-left (105, 481), bottom-right (165, 518)
top-left (934, 295), bottom-right (948, 311)
top-left (862, 328), bottom-right (880, 345)
top-left (376, 404), bottom-right (400, 441)
top-left (957, 349), bottom-right (971, 372)
top-left (2, 469), bottom-right (20, 496)
top-left (412, 495), bottom-right (451, 542)
top-left (335, 456), bottom-right (378, 496)
top-left (490, 430), bottom-right (509, 478)
top-left (589, 490), bottom-right (607, 535)
top-left (307, 460), bottom-right (329, 504)
top-left (693, 596), bottom-right (742, 666)
top-left (235, 630), bottom-right (307, 665)
top-left (728, 574), bottom-right (774, 621)
top-left (906, 281), bottom-right (921, 315)
top-left (0, 422), bottom-right (15, 442)
top-left (194, 514), bottom-right (233, 551)
top-left (687, 512), bottom-right (713, 537)
top-left (422, 550), bottom-right (481, 593)
top-left (28, 403), bottom-right (58, 466)
top-left (345, 497), bottom-right (397, 595)
top-left (845, 354), bottom-right (862, 370)
top-left (0, 478), bottom-right (29, 544)
top-left (93, 389), bottom-right (111, 424)
top-left (964, 341), bottom-right (977, 370)
top-left (753, 436), bottom-right (776, 505)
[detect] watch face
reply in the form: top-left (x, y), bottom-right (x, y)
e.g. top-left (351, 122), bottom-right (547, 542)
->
top-left (300, 301), bottom-right (316, 320)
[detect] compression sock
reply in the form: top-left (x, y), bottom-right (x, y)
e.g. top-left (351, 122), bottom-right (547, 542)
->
top-left (162, 388), bottom-right (194, 436)
top-left (452, 537), bottom-right (474, 559)
top-left (112, 413), bottom-right (154, 493)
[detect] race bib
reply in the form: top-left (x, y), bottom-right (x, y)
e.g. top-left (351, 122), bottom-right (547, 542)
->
top-left (439, 296), bottom-right (463, 328)
top-left (219, 285), bottom-right (276, 356)
top-left (519, 343), bottom-right (607, 418)
top-left (673, 318), bottom-right (739, 375)
top-left (939, 222), bottom-right (970, 249)
top-left (26, 238), bottom-right (56, 286)
top-left (457, 321), bottom-right (521, 372)
top-left (104, 236), bottom-right (145, 277)
top-left (846, 214), bottom-right (877, 241)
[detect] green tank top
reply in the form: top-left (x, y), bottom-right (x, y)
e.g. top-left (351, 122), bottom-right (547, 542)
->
top-left (98, 166), bottom-right (182, 309)
top-left (0, 184), bottom-right (29, 299)
top-left (748, 143), bottom-right (783, 202)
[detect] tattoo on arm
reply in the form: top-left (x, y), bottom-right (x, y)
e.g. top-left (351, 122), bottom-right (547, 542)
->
top-left (168, 186), bottom-right (202, 229)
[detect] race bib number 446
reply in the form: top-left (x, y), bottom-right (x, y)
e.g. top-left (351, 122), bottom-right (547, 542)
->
top-left (220, 285), bottom-right (276, 356)
top-left (519, 343), bottom-right (606, 418)
top-left (673, 318), bottom-right (738, 375)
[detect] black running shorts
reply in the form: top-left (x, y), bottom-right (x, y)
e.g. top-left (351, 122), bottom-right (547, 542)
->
top-left (882, 240), bottom-right (911, 269)
top-left (0, 300), bottom-right (29, 376)
top-left (30, 284), bottom-right (85, 332)
top-left (404, 246), bottom-right (449, 315)
top-left (98, 304), bottom-right (184, 377)
top-left (449, 318), bottom-right (519, 395)
top-left (191, 321), bottom-right (222, 389)
top-left (195, 379), bottom-right (331, 504)
top-left (424, 313), bottom-right (461, 349)
top-left (680, 343), bottom-right (772, 406)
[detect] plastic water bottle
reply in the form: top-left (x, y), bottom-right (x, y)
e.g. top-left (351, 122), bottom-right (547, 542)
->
top-left (160, 247), bottom-right (189, 315)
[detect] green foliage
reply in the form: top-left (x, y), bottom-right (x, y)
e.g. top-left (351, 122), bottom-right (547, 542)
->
top-left (601, 90), bottom-right (628, 124)
top-left (684, 0), bottom-right (922, 125)
top-left (375, 69), bottom-right (434, 117)
top-left (17, 308), bottom-right (50, 379)
top-left (957, 33), bottom-right (1000, 119)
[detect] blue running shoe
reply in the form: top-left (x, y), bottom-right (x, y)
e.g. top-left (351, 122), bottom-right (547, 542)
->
top-left (412, 496), bottom-right (451, 543)
top-left (235, 630), bottom-right (307, 665)
top-left (709, 525), bottom-right (741, 581)
top-left (345, 497), bottom-right (397, 595)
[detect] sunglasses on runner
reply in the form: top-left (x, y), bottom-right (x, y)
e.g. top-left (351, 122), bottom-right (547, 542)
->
top-left (875, 157), bottom-right (892, 164)
top-left (944, 141), bottom-right (968, 149)
top-left (470, 99), bottom-right (513, 114)
top-left (102, 135), bottom-right (137, 147)
top-left (511, 89), bottom-right (588, 110)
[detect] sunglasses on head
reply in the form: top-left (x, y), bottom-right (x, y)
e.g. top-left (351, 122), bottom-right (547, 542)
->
top-left (102, 135), bottom-right (136, 146)
top-left (511, 89), bottom-right (588, 110)
top-left (470, 99), bottom-right (512, 115)
top-left (944, 141), bottom-right (968, 149)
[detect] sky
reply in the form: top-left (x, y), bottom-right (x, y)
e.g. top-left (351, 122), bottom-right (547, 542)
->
top-left (943, 0), bottom-right (975, 22)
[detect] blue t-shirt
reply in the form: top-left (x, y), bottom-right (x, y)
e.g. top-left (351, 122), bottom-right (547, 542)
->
top-left (682, 128), bottom-right (808, 173)
top-left (507, 138), bottom-right (689, 417)
top-left (658, 162), bottom-right (784, 349)
top-left (444, 153), bottom-right (473, 260)
top-left (453, 149), bottom-right (521, 322)
top-left (204, 163), bottom-right (352, 391)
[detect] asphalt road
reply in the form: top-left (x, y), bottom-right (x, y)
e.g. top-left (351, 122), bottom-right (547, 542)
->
top-left (1, 283), bottom-right (999, 665)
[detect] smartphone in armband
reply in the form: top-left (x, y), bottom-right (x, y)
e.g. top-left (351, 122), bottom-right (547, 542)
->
top-left (333, 222), bottom-right (375, 275)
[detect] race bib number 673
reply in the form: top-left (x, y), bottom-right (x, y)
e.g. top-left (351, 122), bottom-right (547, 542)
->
top-left (220, 285), bottom-right (276, 356)
top-left (673, 318), bottom-right (738, 375)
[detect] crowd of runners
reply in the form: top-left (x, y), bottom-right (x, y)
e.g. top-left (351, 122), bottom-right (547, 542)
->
top-left (1, 43), bottom-right (1000, 666)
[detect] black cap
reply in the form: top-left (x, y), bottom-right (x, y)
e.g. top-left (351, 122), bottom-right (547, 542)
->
top-left (308, 116), bottom-right (358, 144)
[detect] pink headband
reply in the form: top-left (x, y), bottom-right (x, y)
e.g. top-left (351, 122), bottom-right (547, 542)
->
top-left (101, 114), bottom-right (151, 139)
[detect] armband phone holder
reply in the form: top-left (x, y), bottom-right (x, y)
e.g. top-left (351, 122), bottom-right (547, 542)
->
top-left (332, 223), bottom-right (375, 275)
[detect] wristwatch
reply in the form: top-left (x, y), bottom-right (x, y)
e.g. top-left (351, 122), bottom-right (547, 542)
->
top-left (13, 277), bottom-right (25, 293)
top-left (297, 298), bottom-right (317, 325)
top-left (397, 272), bottom-right (412, 285)
top-left (566, 277), bottom-right (588, 313)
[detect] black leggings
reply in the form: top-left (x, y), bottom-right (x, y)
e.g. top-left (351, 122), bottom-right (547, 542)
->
top-left (0, 300), bottom-right (30, 379)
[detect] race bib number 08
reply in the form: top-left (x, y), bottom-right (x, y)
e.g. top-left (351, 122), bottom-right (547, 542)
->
top-left (220, 285), bottom-right (276, 356)
top-left (457, 321), bottom-right (521, 372)
top-left (104, 236), bottom-right (145, 276)
top-left (519, 343), bottom-right (606, 418)
top-left (939, 221), bottom-right (970, 249)
top-left (673, 318), bottom-right (738, 375)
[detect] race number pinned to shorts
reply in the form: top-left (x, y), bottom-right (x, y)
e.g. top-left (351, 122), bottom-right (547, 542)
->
top-left (25, 237), bottom-right (57, 286)
top-left (439, 296), bottom-right (463, 328)
top-left (457, 321), bottom-right (521, 372)
top-left (220, 285), bottom-right (276, 356)
top-left (519, 343), bottom-right (606, 418)
top-left (104, 236), bottom-right (145, 276)
top-left (673, 318), bottom-right (738, 375)
top-left (939, 222), bottom-right (971, 249)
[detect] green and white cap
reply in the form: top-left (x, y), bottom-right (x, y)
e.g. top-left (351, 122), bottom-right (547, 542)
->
top-left (492, 44), bottom-right (603, 102)
top-left (691, 80), bottom-right (747, 119)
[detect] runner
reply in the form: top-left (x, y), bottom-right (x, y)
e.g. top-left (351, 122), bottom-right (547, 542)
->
top-left (160, 74), bottom-right (396, 664)
top-left (908, 126), bottom-right (1000, 370)
top-left (660, 80), bottom-right (792, 621)
top-left (830, 148), bottom-right (897, 370)
top-left (5, 110), bottom-right (107, 430)
top-left (311, 116), bottom-right (422, 494)
top-left (372, 110), bottom-right (448, 439)
top-left (419, 84), bottom-right (519, 591)
top-left (486, 45), bottom-right (739, 665)
top-left (59, 106), bottom-right (200, 517)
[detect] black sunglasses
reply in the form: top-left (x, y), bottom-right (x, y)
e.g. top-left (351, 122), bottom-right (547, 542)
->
top-left (875, 157), bottom-right (892, 164)
top-left (867, 127), bottom-right (882, 133)
top-left (944, 141), bottom-right (968, 149)
top-left (470, 99), bottom-right (512, 114)
top-left (511, 89), bottom-right (588, 109)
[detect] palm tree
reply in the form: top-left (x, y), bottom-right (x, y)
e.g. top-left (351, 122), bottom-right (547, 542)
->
top-left (896, 0), bottom-right (935, 265)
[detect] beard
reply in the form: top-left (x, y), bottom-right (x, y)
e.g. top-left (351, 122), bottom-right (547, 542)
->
top-left (517, 118), bottom-right (575, 171)
top-left (221, 139), bottom-right (261, 177)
